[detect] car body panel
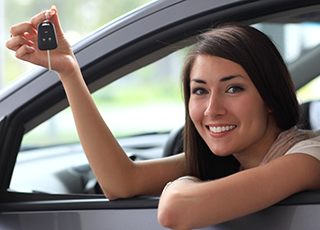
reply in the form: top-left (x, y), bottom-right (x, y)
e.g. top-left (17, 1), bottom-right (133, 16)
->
top-left (1, 194), bottom-right (320, 230)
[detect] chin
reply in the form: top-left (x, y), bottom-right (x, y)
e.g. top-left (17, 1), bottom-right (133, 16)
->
top-left (209, 148), bottom-right (233, 157)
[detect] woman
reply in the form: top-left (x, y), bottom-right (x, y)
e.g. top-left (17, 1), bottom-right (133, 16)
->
top-left (182, 25), bottom-right (302, 180)
top-left (6, 7), bottom-right (320, 230)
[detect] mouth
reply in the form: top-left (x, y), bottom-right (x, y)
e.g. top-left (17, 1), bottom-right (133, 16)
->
top-left (207, 125), bottom-right (236, 134)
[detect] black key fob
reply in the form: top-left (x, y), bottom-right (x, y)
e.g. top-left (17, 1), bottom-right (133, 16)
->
top-left (37, 21), bottom-right (58, 50)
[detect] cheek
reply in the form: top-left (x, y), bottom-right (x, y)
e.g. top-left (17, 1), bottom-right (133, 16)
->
top-left (254, 96), bottom-right (271, 118)
top-left (188, 99), bottom-right (202, 125)
top-left (242, 96), bottom-right (270, 124)
top-left (230, 93), bottom-right (267, 126)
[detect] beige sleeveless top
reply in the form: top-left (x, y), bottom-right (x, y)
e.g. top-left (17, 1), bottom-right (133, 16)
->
top-left (259, 126), bottom-right (320, 166)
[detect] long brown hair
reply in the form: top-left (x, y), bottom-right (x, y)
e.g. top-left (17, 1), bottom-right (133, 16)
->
top-left (182, 24), bottom-right (300, 180)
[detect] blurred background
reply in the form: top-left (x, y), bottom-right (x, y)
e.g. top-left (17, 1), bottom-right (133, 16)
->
top-left (0, 0), bottom-right (152, 88)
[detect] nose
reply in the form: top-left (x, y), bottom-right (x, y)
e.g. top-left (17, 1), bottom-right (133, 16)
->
top-left (204, 93), bottom-right (227, 117)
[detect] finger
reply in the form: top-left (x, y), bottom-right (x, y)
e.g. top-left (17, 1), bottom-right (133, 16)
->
top-left (9, 22), bottom-right (37, 37)
top-left (47, 6), bottom-right (64, 35)
top-left (6, 35), bottom-right (34, 51)
top-left (29, 9), bottom-right (55, 30)
top-left (29, 6), bottom-right (64, 38)
top-left (15, 44), bottom-right (36, 61)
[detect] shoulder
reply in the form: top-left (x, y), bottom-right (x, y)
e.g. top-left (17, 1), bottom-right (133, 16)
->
top-left (285, 132), bottom-right (320, 161)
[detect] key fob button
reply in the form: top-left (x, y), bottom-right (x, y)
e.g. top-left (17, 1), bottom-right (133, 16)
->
top-left (38, 21), bottom-right (58, 50)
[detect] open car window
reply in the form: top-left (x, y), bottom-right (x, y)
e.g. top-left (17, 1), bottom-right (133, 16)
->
top-left (20, 49), bottom-right (187, 149)
top-left (11, 20), bottom-right (320, 194)
top-left (11, 48), bottom-right (187, 194)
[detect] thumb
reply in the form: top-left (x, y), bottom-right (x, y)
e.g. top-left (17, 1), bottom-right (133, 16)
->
top-left (48, 5), bottom-right (64, 36)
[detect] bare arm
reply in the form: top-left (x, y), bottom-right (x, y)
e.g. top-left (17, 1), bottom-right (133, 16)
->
top-left (6, 7), bottom-right (186, 200)
top-left (158, 153), bottom-right (320, 229)
top-left (61, 67), bottom-right (186, 199)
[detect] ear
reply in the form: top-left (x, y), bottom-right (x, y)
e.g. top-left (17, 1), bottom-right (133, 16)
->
top-left (267, 105), bottom-right (274, 114)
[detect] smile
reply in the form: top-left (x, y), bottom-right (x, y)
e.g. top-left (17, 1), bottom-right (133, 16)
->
top-left (208, 125), bottom-right (236, 133)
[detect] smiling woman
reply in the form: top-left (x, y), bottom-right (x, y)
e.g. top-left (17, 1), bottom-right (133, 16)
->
top-left (182, 25), bottom-right (301, 181)
top-left (157, 25), bottom-right (320, 229)
top-left (188, 55), bottom-right (274, 168)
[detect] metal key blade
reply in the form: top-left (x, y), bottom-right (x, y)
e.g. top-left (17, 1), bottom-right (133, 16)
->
top-left (47, 50), bottom-right (51, 72)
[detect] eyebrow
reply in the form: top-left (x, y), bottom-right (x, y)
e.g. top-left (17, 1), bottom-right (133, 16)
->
top-left (191, 75), bottom-right (244, 84)
top-left (220, 75), bottom-right (244, 82)
top-left (191, 79), bottom-right (207, 84)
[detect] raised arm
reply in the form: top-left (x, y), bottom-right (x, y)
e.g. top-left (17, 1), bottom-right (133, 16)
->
top-left (158, 153), bottom-right (320, 229)
top-left (58, 56), bottom-right (186, 199)
top-left (6, 7), bottom-right (186, 200)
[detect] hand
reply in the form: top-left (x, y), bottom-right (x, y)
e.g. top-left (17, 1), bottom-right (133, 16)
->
top-left (5, 6), bottom-right (78, 76)
top-left (161, 176), bottom-right (201, 195)
top-left (158, 176), bottom-right (202, 229)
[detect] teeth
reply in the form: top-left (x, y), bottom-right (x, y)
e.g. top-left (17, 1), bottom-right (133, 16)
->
top-left (209, 125), bottom-right (236, 133)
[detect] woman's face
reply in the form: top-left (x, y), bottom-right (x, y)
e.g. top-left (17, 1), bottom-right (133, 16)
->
top-left (189, 54), bottom-right (276, 161)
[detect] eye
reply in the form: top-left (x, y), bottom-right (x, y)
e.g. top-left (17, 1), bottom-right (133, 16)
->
top-left (226, 86), bottom-right (244, 93)
top-left (192, 87), bottom-right (208, 95)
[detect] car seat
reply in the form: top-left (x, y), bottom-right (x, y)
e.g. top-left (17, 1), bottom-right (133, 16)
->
top-left (298, 100), bottom-right (320, 130)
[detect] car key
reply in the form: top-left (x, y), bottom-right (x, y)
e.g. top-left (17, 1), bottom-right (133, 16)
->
top-left (37, 13), bottom-right (58, 72)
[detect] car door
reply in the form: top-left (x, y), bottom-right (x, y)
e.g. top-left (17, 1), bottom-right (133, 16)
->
top-left (2, 1), bottom-right (320, 229)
